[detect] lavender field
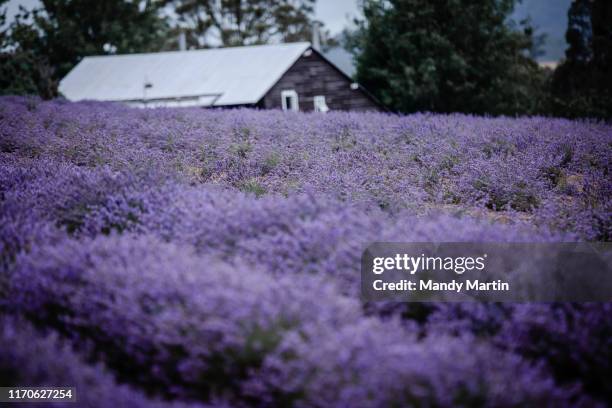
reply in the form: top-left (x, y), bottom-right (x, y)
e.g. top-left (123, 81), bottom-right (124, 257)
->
top-left (1, 96), bottom-right (611, 407)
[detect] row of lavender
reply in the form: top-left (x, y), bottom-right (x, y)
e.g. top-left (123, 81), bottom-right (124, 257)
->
top-left (1, 96), bottom-right (611, 407)
top-left (3, 96), bottom-right (609, 239)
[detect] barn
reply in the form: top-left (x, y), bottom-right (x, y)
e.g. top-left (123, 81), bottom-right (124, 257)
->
top-left (59, 42), bottom-right (382, 112)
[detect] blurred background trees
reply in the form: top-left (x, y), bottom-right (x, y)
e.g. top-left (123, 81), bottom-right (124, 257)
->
top-left (1, 0), bottom-right (169, 98)
top-left (551, 0), bottom-right (612, 119)
top-left (162, 0), bottom-right (329, 48)
top-left (349, 0), bottom-right (610, 119)
top-left (0, 0), bottom-right (55, 97)
top-left (350, 0), bottom-right (549, 116)
top-left (0, 0), bottom-right (610, 120)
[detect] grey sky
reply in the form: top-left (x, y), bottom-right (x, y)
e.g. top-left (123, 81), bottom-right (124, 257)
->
top-left (315, 0), bottom-right (361, 35)
top-left (5, 0), bottom-right (38, 21)
top-left (6, 0), bottom-right (570, 61)
top-left (513, 0), bottom-right (571, 61)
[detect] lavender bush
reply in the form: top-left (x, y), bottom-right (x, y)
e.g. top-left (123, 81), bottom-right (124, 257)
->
top-left (1, 96), bottom-right (611, 406)
top-left (0, 316), bottom-right (227, 408)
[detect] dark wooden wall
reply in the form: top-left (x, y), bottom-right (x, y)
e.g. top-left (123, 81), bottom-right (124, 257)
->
top-left (258, 49), bottom-right (381, 112)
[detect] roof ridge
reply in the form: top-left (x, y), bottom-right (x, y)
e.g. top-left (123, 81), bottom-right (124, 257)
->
top-left (82, 42), bottom-right (312, 60)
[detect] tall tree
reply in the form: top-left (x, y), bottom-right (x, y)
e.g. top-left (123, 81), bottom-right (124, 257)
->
top-left (552, 0), bottom-right (612, 119)
top-left (351, 0), bottom-right (548, 115)
top-left (164, 0), bottom-right (321, 48)
top-left (565, 0), bottom-right (593, 63)
top-left (2, 0), bottom-right (168, 98)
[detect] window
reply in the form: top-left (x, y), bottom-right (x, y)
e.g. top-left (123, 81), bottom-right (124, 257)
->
top-left (313, 95), bottom-right (329, 113)
top-left (281, 90), bottom-right (299, 111)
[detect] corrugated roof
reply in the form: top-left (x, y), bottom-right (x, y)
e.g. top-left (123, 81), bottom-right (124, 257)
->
top-left (59, 42), bottom-right (311, 107)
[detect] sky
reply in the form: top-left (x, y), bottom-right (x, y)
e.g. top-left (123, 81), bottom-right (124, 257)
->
top-left (513, 0), bottom-right (572, 62)
top-left (6, 0), bottom-right (570, 62)
top-left (5, 0), bottom-right (37, 21)
top-left (314, 0), bottom-right (362, 35)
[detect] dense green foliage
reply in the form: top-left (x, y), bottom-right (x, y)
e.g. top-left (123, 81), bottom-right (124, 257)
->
top-left (551, 0), bottom-right (612, 119)
top-left (0, 51), bottom-right (56, 99)
top-left (352, 0), bottom-right (549, 116)
top-left (0, 0), bottom-right (168, 98)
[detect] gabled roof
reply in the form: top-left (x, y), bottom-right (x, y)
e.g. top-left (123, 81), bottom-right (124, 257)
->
top-left (59, 42), bottom-right (311, 106)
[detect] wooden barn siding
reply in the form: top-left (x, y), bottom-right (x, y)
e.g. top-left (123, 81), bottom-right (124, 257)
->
top-left (260, 51), bottom-right (381, 112)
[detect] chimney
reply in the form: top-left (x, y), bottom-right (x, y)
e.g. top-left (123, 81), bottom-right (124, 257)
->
top-left (311, 22), bottom-right (321, 52)
top-left (178, 30), bottom-right (187, 51)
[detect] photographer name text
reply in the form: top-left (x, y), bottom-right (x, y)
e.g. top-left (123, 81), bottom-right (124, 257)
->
top-left (372, 279), bottom-right (509, 292)
top-left (371, 253), bottom-right (510, 293)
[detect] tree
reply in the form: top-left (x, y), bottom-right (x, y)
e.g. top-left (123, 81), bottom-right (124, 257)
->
top-left (164, 0), bottom-right (322, 48)
top-left (0, 0), bottom-right (7, 47)
top-left (565, 0), bottom-right (593, 64)
top-left (0, 0), bottom-right (55, 97)
top-left (1, 0), bottom-right (168, 98)
top-left (552, 0), bottom-right (612, 119)
top-left (351, 0), bottom-right (548, 115)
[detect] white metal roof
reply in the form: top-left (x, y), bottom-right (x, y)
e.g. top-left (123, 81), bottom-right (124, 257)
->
top-left (59, 42), bottom-right (311, 107)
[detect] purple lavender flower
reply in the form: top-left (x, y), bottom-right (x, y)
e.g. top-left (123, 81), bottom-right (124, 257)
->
top-left (1, 96), bottom-right (611, 406)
